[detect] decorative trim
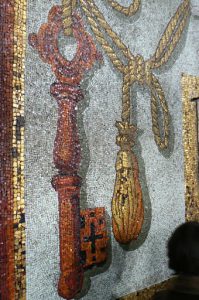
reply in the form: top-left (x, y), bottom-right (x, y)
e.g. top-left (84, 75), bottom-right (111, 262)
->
top-left (182, 74), bottom-right (199, 221)
top-left (0, 0), bottom-right (26, 299)
top-left (0, 1), bottom-right (15, 299)
top-left (13, 0), bottom-right (27, 298)
top-left (119, 279), bottom-right (174, 300)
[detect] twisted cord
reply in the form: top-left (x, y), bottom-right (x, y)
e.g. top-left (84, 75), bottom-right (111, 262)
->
top-left (62, 0), bottom-right (77, 36)
top-left (85, 0), bottom-right (133, 60)
top-left (79, 0), bottom-right (125, 72)
top-left (79, 0), bottom-right (140, 120)
top-left (122, 72), bottom-right (131, 123)
top-left (121, 57), bottom-right (169, 149)
top-left (80, 0), bottom-right (190, 149)
top-left (149, 0), bottom-right (190, 68)
top-left (107, 0), bottom-right (141, 16)
top-left (122, 56), bottom-right (145, 123)
top-left (150, 74), bottom-right (169, 149)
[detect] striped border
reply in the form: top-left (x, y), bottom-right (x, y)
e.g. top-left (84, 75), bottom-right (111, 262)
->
top-left (0, 1), bottom-right (15, 299)
top-left (182, 74), bottom-right (199, 221)
top-left (0, 1), bottom-right (26, 299)
top-left (119, 279), bottom-right (174, 300)
top-left (1, 3), bottom-right (198, 300)
top-left (12, 0), bottom-right (27, 298)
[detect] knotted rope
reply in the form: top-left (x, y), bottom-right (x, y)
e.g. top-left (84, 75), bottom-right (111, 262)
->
top-left (121, 56), bottom-right (169, 149)
top-left (79, 0), bottom-right (190, 244)
top-left (80, 0), bottom-right (190, 150)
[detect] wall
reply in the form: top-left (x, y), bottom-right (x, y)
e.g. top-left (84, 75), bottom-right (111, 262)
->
top-left (25, 1), bottom-right (199, 299)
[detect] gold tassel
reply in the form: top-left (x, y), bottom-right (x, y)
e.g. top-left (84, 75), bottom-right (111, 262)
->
top-left (112, 121), bottom-right (144, 244)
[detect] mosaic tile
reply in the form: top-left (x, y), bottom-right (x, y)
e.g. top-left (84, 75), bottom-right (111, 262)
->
top-left (0, 0), bottom-right (26, 299)
top-left (29, 5), bottom-right (108, 299)
top-left (0, 1), bottom-right (16, 299)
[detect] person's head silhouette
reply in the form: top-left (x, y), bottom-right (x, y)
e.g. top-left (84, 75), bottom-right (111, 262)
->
top-left (168, 221), bottom-right (199, 276)
top-left (153, 221), bottom-right (199, 300)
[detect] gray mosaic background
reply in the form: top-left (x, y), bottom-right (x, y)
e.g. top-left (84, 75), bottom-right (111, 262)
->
top-left (25, 0), bottom-right (199, 299)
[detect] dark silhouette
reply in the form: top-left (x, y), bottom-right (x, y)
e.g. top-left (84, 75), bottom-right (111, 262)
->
top-left (153, 221), bottom-right (199, 300)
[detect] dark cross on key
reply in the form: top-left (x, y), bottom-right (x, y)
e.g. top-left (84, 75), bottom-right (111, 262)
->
top-left (84, 222), bottom-right (103, 260)
top-left (80, 208), bottom-right (108, 268)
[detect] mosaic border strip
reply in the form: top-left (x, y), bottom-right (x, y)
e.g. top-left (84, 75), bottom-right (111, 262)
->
top-left (12, 0), bottom-right (27, 298)
top-left (0, 1), bottom-right (26, 299)
top-left (0, 1), bottom-right (15, 299)
top-left (119, 279), bottom-right (174, 300)
top-left (1, 3), bottom-right (198, 300)
top-left (182, 74), bottom-right (199, 221)
top-left (119, 75), bottom-right (199, 299)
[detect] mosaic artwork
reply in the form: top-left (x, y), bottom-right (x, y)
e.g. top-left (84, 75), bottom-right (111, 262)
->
top-left (0, 0), bottom-right (26, 299)
top-left (1, 0), bottom-right (199, 299)
top-left (79, 0), bottom-right (190, 244)
top-left (29, 6), bottom-right (108, 299)
top-left (0, 2), bottom-right (15, 299)
top-left (80, 208), bottom-right (108, 268)
top-left (119, 74), bottom-right (199, 300)
top-left (107, 0), bottom-right (141, 16)
top-left (182, 74), bottom-right (199, 221)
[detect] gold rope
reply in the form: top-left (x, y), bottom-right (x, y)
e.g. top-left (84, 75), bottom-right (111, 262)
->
top-left (81, 0), bottom-right (134, 64)
top-left (62, 0), bottom-right (77, 36)
top-left (107, 0), bottom-right (141, 16)
top-left (150, 74), bottom-right (169, 149)
top-left (149, 0), bottom-right (190, 69)
top-left (80, 0), bottom-right (190, 149)
top-left (79, 0), bottom-right (190, 244)
top-left (79, 0), bottom-right (125, 72)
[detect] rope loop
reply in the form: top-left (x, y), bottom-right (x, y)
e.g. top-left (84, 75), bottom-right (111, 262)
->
top-left (79, 0), bottom-right (190, 150)
top-left (107, 0), bottom-right (141, 16)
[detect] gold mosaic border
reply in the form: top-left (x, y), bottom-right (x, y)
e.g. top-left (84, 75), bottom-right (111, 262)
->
top-left (13, 0), bottom-right (27, 299)
top-left (182, 74), bottom-right (199, 221)
top-left (119, 74), bottom-right (199, 300)
top-left (9, 3), bottom-right (198, 299)
top-left (119, 278), bottom-right (174, 300)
